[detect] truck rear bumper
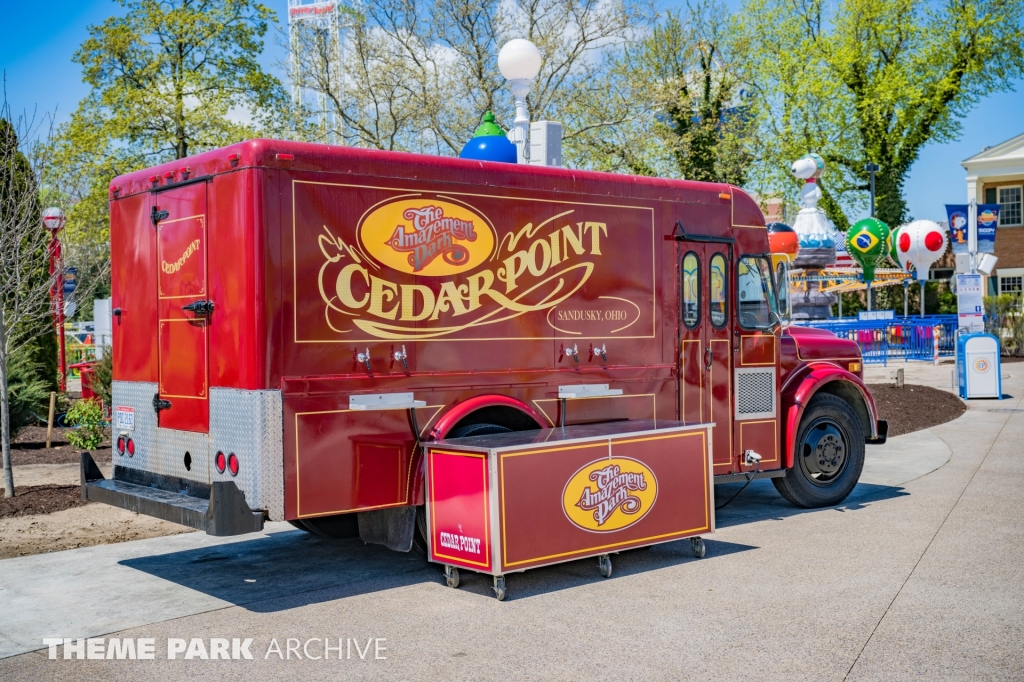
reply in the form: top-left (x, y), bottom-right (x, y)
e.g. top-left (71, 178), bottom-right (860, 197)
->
top-left (80, 452), bottom-right (264, 536)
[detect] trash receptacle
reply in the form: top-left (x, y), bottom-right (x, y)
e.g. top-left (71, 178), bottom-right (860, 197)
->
top-left (957, 333), bottom-right (1002, 400)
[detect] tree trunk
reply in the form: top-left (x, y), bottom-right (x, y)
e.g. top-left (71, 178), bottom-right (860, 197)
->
top-left (1, 310), bottom-right (14, 498)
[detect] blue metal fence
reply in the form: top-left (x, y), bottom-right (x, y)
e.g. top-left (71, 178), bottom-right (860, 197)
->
top-left (795, 315), bottom-right (958, 365)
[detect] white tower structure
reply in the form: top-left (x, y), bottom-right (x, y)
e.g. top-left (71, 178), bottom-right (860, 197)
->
top-left (288, 0), bottom-right (348, 142)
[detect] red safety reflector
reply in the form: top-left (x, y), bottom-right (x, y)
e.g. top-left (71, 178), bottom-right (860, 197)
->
top-left (228, 453), bottom-right (239, 476)
top-left (215, 451), bottom-right (226, 474)
top-left (116, 436), bottom-right (126, 455)
top-left (126, 438), bottom-right (136, 456)
top-left (276, 153), bottom-right (294, 161)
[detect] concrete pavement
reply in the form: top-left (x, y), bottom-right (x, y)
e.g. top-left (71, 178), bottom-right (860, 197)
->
top-left (1, 361), bottom-right (1021, 681)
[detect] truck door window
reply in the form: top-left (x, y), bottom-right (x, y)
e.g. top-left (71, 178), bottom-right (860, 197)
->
top-left (737, 256), bottom-right (778, 329)
top-left (682, 252), bottom-right (700, 328)
top-left (775, 261), bottom-right (790, 320)
top-left (709, 253), bottom-right (728, 328)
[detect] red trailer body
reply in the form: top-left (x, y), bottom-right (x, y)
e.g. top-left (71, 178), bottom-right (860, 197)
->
top-left (84, 139), bottom-right (886, 549)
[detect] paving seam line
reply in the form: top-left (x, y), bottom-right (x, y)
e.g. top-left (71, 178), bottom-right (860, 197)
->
top-left (841, 391), bottom-right (1022, 681)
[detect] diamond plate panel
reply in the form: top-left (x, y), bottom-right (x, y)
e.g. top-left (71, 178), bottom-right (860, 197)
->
top-left (734, 368), bottom-right (776, 420)
top-left (210, 388), bottom-right (284, 521)
top-left (111, 381), bottom-right (209, 481)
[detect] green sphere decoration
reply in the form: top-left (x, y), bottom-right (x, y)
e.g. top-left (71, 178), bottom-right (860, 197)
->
top-left (845, 217), bottom-right (891, 282)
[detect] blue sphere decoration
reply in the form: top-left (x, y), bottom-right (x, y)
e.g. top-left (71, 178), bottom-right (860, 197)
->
top-left (460, 135), bottom-right (517, 163)
top-left (459, 111), bottom-right (518, 164)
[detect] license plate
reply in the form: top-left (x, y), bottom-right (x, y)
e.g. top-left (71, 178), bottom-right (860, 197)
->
top-left (115, 406), bottom-right (135, 431)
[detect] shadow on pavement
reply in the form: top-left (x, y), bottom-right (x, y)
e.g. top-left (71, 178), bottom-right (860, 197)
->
top-left (120, 529), bottom-right (435, 613)
top-left (120, 481), bottom-right (905, 609)
top-left (714, 479), bottom-right (909, 528)
top-left (120, 528), bottom-right (757, 609)
top-left (448, 537), bottom-right (757, 602)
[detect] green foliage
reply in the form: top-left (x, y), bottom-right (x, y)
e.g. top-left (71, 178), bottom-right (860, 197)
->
top-left (65, 399), bottom-right (106, 450)
top-left (4, 351), bottom-right (51, 438)
top-left (45, 0), bottom-right (291, 306)
top-left (984, 295), bottom-right (1024, 356)
top-left (735, 0), bottom-right (1024, 229)
top-left (565, 1), bottom-right (752, 182)
top-left (92, 349), bottom-right (113, 410)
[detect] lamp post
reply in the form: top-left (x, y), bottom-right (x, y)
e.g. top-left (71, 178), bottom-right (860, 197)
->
top-left (864, 163), bottom-right (880, 311)
top-left (42, 207), bottom-right (67, 392)
top-left (498, 39), bottom-right (542, 164)
top-left (865, 163), bottom-right (879, 217)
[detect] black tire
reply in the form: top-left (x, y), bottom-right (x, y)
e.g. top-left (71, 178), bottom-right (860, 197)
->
top-left (447, 422), bottom-right (513, 439)
top-left (300, 513), bottom-right (360, 539)
top-left (287, 520), bottom-right (312, 532)
top-left (773, 393), bottom-right (865, 508)
top-left (412, 505), bottom-right (429, 557)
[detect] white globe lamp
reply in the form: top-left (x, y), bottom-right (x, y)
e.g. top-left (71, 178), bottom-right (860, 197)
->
top-left (42, 207), bottom-right (66, 232)
top-left (498, 39), bottom-right (542, 164)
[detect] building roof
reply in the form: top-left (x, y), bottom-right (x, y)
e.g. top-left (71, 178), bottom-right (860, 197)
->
top-left (962, 131), bottom-right (1024, 167)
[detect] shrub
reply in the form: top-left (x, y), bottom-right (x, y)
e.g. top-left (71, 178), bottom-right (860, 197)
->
top-left (5, 351), bottom-right (51, 437)
top-left (65, 399), bottom-right (106, 450)
top-left (92, 348), bottom-right (113, 410)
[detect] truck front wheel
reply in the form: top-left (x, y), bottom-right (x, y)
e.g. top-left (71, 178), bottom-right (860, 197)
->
top-left (773, 393), bottom-right (865, 508)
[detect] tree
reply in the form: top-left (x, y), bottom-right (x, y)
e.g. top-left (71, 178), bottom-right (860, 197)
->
top-left (586, 2), bottom-right (752, 183)
top-left (286, 0), bottom-right (652, 161)
top-left (1, 103), bottom-right (64, 498)
top-left (737, 0), bottom-right (1024, 229)
top-left (46, 0), bottom-right (293, 308)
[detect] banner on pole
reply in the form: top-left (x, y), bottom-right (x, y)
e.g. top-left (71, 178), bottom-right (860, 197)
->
top-left (976, 204), bottom-right (1000, 253)
top-left (945, 205), bottom-right (969, 254)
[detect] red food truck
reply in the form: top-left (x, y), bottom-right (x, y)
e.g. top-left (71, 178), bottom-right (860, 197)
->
top-left (82, 139), bottom-right (886, 599)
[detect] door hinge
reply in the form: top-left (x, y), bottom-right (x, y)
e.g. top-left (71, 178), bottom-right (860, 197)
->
top-left (182, 300), bottom-right (215, 316)
top-left (151, 206), bottom-right (169, 226)
top-left (152, 393), bottom-right (172, 413)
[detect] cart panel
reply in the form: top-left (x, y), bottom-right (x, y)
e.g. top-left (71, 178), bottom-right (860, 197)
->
top-left (427, 449), bottom-right (493, 572)
top-left (499, 430), bottom-right (710, 571)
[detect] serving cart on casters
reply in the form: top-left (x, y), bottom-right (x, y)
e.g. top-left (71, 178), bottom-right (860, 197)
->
top-left (424, 419), bottom-right (714, 600)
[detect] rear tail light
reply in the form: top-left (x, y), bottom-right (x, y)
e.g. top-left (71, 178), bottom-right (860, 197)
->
top-left (116, 436), bottom-right (126, 455)
top-left (215, 451), bottom-right (226, 474)
top-left (227, 453), bottom-right (239, 476)
top-left (126, 438), bottom-right (135, 456)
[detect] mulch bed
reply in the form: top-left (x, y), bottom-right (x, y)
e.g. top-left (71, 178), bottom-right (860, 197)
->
top-left (9, 425), bottom-right (111, 466)
top-left (1000, 356), bottom-right (1024, 363)
top-left (0, 485), bottom-right (90, 518)
top-left (867, 383), bottom-right (966, 438)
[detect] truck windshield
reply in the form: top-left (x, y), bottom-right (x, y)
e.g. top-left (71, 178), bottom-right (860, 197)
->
top-left (737, 256), bottom-right (779, 329)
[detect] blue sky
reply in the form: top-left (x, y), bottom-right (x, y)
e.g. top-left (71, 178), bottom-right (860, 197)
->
top-left (1, 0), bottom-right (1022, 224)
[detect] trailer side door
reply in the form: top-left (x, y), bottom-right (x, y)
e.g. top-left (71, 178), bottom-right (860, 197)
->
top-left (153, 182), bottom-right (211, 433)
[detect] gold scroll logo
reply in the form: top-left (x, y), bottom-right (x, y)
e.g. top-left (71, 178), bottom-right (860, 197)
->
top-left (161, 239), bottom-right (201, 275)
top-left (317, 198), bottom-right (607, 340)
top-left (562, 457), bottom-right (658, 532)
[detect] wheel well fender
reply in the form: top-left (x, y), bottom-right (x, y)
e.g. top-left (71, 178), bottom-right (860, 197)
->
top-left (411, 394), bottom-right (545, 505)
top-left (781, 365), bottom-right (879, 468)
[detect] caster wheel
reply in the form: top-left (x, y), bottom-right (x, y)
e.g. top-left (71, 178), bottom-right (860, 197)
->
top-left (493, 576), bottom-right (506, 601)
top-left (444, 565), bottom-right (460, 589)
top-left (691, 537), bottom-right (706, 559)
top-left (598, 554), bottom-right (613, 578)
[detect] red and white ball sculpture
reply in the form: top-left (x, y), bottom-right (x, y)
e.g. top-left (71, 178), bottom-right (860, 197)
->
top-left (896, 219), bottom-right (947, 281)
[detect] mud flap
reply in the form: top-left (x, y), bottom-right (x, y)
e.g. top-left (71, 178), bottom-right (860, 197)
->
top-left (357, 506), bottom-right (417, 552)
